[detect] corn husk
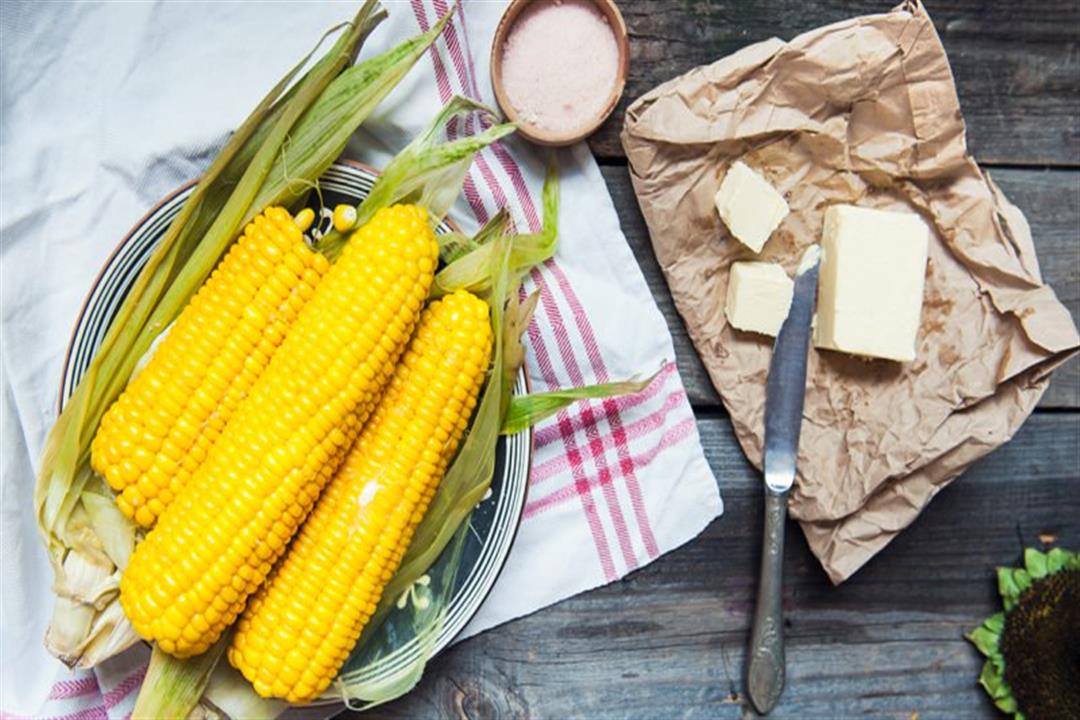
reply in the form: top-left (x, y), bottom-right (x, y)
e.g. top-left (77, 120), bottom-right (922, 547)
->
top-left (34, 0), bottom-right (453, 669)
top-left (315, 96), bottom-right (516, 261)
top-left (132, 637), bottom-right (229, 720)
top-left (431, 160), bottom-right (559, 297)
top-left (501, 370), bottom-right (663, 435)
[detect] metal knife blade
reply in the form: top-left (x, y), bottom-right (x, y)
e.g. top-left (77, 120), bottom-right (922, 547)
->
top-left (746, 244), bottom-right (821, 715)
top-left (763, 246), bottom-right (820, 493)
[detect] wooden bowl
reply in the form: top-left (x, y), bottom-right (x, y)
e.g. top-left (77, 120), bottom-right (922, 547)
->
top-left (490, 0), bottom-right (630, 147)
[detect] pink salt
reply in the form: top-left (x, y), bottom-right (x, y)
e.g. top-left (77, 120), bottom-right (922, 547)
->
top-left (500, 0), bottom-right (620, 135)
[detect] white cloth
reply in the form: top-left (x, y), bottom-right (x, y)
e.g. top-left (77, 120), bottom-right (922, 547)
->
top-left (0, 1), bottom-right (722, 716)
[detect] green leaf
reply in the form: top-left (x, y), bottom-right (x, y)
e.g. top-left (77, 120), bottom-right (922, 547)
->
top-left (317, 95), bottom-right (515, 260)
top-left (998, 567), bottom-right (1020, 609)
top-left (994, 693), bottom-right (1018, 714)
top-left (431, 160), bottom-right (560, 297)
top-left (1011, 568), bottom-right (1032, 593)
top-left (978, 660), bottom-right (1002, 696)
top-left (501, 370), bottom-right (664, 435)
top-left (250, 7), bottom-right (454, 221)
top-left (967, 626), bottom-right (1000, 658)
top-left (132, 637), bottom-right (227, 720)
top-left (1024, 548), bottom-right (1048, 578)
top-left (440, 208), bottom-right (510, 264)
top-left (984, 611), bottom-right (1005, 635)
top-left (990, 651), bottom-right (1006, 676)
top-left (1046, 547), bottom-right (1069, 573)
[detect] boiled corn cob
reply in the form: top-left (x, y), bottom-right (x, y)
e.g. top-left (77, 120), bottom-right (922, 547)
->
top-left (228, 290), bottom-right (492, 702)
top-left (119, 204), bottom-right (438, 658)
top-left (91, 207), bottom-right (329, 527)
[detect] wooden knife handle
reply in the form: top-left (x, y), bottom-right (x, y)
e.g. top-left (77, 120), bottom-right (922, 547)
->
top-left (747, 489), bottom-right (787, 715)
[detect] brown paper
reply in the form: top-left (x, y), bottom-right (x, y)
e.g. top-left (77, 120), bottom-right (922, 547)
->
top-left (620, 1), bottom-right (1079, 583)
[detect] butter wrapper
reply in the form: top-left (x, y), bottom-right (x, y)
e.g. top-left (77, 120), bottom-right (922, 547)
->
top-left (621, 0), bottom-right (1079, 583)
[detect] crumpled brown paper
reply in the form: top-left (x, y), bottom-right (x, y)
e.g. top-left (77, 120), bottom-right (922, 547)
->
top-left (621, 0), bottom-right (1080, 583)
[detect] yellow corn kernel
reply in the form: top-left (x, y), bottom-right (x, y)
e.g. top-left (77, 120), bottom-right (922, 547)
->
top-left (228, 290), bottom-right (491, 702)
top-left (91, 207), bottom-right (327, 528)
top-left (120, 205), bottom-right (438, 659)
top-left (331, 204), bottom-right (357, 233)
top-left (293, 207), bottom-right (316, 233)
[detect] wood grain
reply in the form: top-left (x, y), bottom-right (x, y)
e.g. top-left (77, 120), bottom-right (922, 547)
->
top-left (602, 165), bottom-right (1080, 409)
top-left (358, 413), bottom-right (1079, 720)
top-left (587, 0), bottom-right (1080, 166)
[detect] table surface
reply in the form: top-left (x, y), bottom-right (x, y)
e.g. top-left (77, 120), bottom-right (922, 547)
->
top-left (361, 2), bottom-right (1080, 718)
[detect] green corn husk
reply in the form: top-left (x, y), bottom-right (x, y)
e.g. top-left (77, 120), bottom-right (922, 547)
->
top-left (437, 208), bottom-right (510, 264)
top-left (34, 0), bottom-right (455, 669)
top-left (316, 96), bottom-right (516, 260)
top-left (431, 158), bottom-right (559, 297)
top-left (501, 370), bottom-right (664, 435)
top-left (132, 637), bottom-right (229, 720)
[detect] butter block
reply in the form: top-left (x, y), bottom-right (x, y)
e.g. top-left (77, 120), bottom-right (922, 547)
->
top-left (714, 161), bottom-right (790, 253)
top-left (725, 261), bottom-right (794, 337)
top-left (814, 205), bottom-right (929, 362)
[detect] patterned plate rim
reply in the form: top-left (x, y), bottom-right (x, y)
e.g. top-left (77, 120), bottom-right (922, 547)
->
top-left (57, 159), bottom-right (533, 694)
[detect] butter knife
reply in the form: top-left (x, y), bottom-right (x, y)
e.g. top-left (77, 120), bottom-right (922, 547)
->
top-left (746, 245), bottom-right (820, 715)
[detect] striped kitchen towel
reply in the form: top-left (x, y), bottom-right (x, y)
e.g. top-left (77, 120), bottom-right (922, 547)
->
top-left (0, 1), bottom-right (722, 717)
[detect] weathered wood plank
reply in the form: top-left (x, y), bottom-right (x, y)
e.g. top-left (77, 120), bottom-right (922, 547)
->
top-left (601, 165), bottom-right (1080, 409)
top-left (588, 0), bottom-right (1080, 166)
top-left (357, 413), bottom-right (1079, 719)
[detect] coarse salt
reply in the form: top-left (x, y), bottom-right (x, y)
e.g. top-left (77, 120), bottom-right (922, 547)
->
top-left (500, 0), bottom-right (620, 135)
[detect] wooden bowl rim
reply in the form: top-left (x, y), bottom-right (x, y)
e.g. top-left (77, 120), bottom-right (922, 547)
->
top-left (489, 0), bottom-right (629, 147)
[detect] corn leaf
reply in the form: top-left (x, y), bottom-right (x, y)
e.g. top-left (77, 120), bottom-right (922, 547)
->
top-left (316, 96), bottom-right (516, 260)
top-left (501, 369), bottom-right (664, 435)
top-left (248, 6), bottom-right (456, 220)
top-left (437, 208), bottom-right (509, 264)
top-left (200, 661), bottom-right (285, 720)
top-left (132, 637), bottom-right (228, 720)
top-left (431, 159), bottom-right (559, 297)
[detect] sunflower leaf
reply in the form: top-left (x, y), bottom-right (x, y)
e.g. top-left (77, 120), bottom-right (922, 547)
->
top-left (967, 626), bottom-right (999, 658)
top-left (998, 567), bottom-right (1020, 609)
top-left (1011, 568), bottom-right (1032, 593)
top-left (994, 694), bottom-right (1018, 714)
top-left (978, 660), bottom-right (1001, 696)
top-left (1045, 548), bottom-right (1068, 573)
top-left (1024, 548), bottom-right (1048, 579)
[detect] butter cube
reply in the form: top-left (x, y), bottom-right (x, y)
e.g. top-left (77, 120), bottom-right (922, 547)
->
top-left (814, 205), bottom-right (929, 362)
top-left (725, 262), bottom-right (794, 337)
top-left (714, 161), bottom-right (790, 253)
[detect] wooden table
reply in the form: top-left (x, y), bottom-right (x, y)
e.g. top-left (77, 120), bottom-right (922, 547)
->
top-left (364, 2), bottom-right (1079, 717)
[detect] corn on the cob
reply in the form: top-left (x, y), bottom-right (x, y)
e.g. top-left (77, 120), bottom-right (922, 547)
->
top-left (90, 207), bottom-right (329, 528)
top-left (119, 204), bottom-right (438, 658)
top-left (227, 290), bottom-right (492, 702)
